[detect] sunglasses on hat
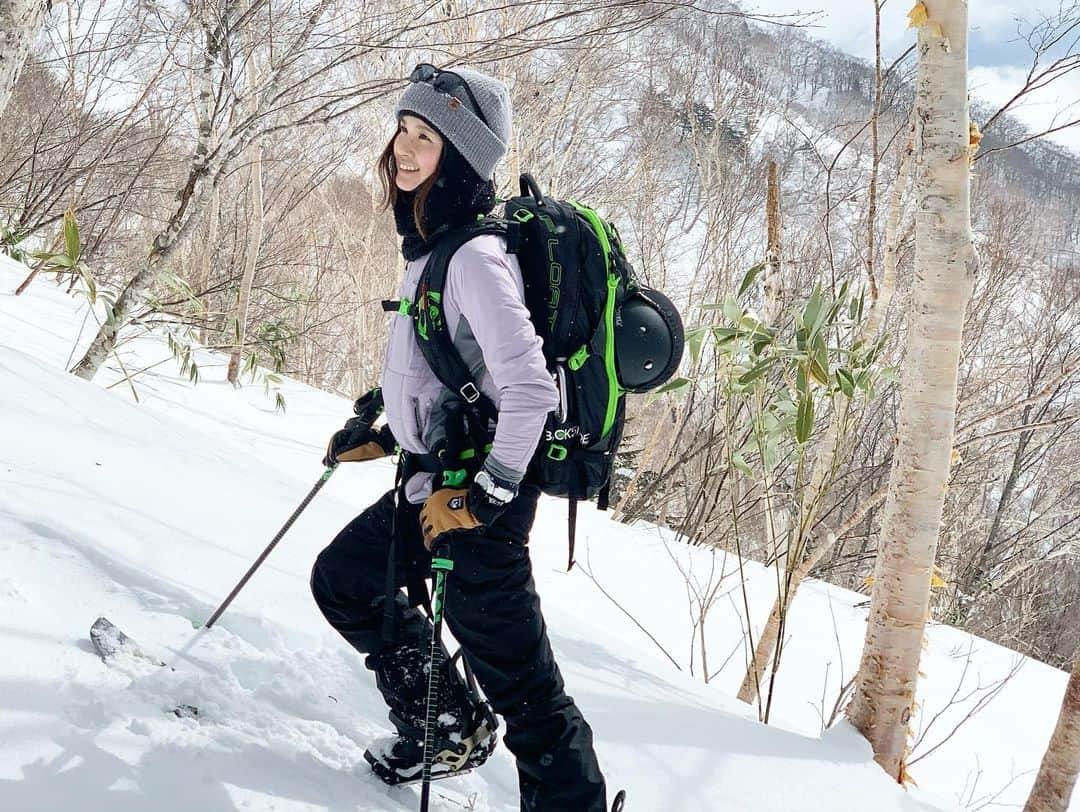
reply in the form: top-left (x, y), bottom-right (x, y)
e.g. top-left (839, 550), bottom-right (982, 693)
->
top-left (408, 63), bottom-right (490, 129)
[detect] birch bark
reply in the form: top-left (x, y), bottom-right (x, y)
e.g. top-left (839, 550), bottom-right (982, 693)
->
top-left (846, 0), bottom-right (978, 778)
top-left (0, 0), bottom-right (50, 119)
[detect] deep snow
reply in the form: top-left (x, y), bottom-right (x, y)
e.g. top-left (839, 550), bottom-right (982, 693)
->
top-left (0, 255), bottom-right (1069, 811)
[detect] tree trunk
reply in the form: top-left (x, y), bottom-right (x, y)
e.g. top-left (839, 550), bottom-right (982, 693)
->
top-left (738, 540), bottom-right (822, 706)
top-left (0, 0), bottom-right (50, 119)
top-left (763, 159), bottom-right (782, 324)
top-left (1025, 652), bottom-right (1080, 812)
top-left (226, 56), bottom-right (264, 384)
top-left (225, 141), bottom-right (263, 384)
top-left (846, 0), bottom-right (978, 780)
top-left (196, 190), bottom-right (220, 346)
top-left (70, 164), bottom-right (216, 380)
top-left (70, 19), bottom-right (221, 381)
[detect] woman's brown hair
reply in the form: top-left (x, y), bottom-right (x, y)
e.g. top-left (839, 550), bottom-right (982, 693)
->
top-left (376, 125), bottom-right (444, 241)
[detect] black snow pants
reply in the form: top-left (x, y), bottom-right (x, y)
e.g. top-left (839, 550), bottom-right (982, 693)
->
top-left (310, 484), bottom-right (608, 812)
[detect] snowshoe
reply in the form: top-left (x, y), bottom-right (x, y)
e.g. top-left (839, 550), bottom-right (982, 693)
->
top-left (364, 711), bottom-right (498, 786)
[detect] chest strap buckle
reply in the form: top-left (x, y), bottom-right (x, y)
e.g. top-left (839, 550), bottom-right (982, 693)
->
top-left (459, 382), bottom-right (480, 403)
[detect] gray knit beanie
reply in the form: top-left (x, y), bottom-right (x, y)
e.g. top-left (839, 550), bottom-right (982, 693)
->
top-left (394, 66), bottom-right (512, 181)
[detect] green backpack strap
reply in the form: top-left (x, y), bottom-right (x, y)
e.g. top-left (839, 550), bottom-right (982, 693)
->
top-left (413, 219), bottom-right (510, 423)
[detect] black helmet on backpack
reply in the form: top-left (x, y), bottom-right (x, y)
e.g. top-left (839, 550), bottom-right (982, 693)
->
top-left (614, 288), bottom-right (684, 392)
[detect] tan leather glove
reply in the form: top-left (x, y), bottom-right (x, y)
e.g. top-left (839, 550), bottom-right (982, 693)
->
top-left (419, 488), bottom-right (479, 550)
top-left (323, 422), bottom-right (395, 467)
top-left (418, 470), bottom-right (519, 550)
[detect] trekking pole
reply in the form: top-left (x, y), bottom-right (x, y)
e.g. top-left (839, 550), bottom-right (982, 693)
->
top-left (168, 465), bottom-right (341, 668)
top-left (202, 465), bottom-right (337, 629)
top-left (419, 542), bottom-right (454, 812)
top-left (203, 388), bottom-right (386, 630)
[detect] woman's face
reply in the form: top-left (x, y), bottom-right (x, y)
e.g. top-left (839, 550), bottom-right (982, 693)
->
top-left (394, 115), bottom-right (443, 192)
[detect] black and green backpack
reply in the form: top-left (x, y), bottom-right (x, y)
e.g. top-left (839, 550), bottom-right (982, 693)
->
top-left (403, 174), bottom-right (684, 566)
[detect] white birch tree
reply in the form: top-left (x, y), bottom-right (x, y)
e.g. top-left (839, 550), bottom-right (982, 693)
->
top-left (0, 0), bottom-right (53, 119)
top-left (846, 0), bottom-right (979, 779)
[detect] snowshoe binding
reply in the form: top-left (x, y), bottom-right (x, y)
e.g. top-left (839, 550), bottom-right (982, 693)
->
top-left (364, 708), bottom-right (498, 786)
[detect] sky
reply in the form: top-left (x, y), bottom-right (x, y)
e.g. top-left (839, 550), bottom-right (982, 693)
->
top-left (749, 0), bottom-right (1080, 155)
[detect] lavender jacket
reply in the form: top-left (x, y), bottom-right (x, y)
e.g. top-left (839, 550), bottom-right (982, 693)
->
top-left (381, 234), bottom-right (559, 504)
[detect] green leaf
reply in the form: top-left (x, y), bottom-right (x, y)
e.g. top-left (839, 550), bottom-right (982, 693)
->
top-left (879, 365), bottom-right (901, 383)
top-left (763, 436), bottom-right (780, 472)
top-left (738, 314), bottom-right (763, 331)
top-left (825, 298), bottom-right (844, 327)
top-left (738, 356), bottom-right (775, 385)
top-left (713, 327), bottom-right (740, 345)
top-left (737, 262), bottom-right (767, 298)
top-left (752, 335), bottom-right (773, 356)
top-left (837, 279), bottom-right (850, 304)
top-left (763, 410), bottom-right (782, 436)
top-left (653, 376), bottom-right (691, 395)
top-left (731, 452), bottom-right (754, 478)
top-left (275, 392), bottom-right (287, 413)
top-left (63, 211), bottom-right (80, 265)
top-left (687, 326), bottom-right (708, 366)
top-left (795, 324), bottom-right (808, 352)
top-left (809, 333), bottom-right (830, 385)
top-left (796, 393), bottom-right (814, 444)
top-left (721, 298), bottom-right (742, 323)
top-left (802, 283), bottom-right (824, 336)
top-left (864, 332), bottom-right (889, 366)
top-left (31, 251), bottom-right (69, 267)
top-left (775, 397), bottom-right (798, 417)
top-left (835, 367), bottom-right (855, 397)
top-left (76, 264), bottom-right (97, 303)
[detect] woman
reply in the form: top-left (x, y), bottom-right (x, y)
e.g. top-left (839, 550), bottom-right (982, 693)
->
top-left (310, 64), bottom-right (609, 811)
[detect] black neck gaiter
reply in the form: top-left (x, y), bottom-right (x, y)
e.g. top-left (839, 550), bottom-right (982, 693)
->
top-left (393, 141), bottom-right (497, 261)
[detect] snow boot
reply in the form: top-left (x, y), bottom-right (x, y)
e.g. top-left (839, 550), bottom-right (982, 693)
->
top-left (363, 708), bottom-right (498, 786)
top-left (363, 641), bottom-right (498, 785)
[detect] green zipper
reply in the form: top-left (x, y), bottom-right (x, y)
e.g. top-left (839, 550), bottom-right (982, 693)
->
top-left (568, 200), bottom-right (621, 440)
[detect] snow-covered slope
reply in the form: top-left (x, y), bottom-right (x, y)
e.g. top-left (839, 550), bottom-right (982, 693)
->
top-left (0, 257), bottom-right (1066, 811)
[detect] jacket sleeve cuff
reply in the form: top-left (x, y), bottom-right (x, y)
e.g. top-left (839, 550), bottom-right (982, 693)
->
top-left (483, 455), bottom-right (524, 487)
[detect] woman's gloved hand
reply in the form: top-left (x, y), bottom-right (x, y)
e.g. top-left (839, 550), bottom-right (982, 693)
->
top-left (323, 421), bottom-right (395, 467)
top-left (419, 468), bottom-right (518, 549)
